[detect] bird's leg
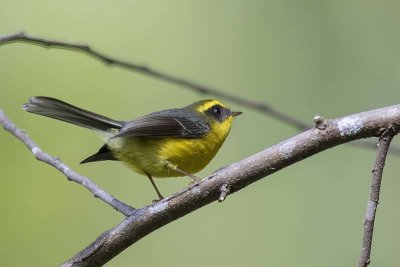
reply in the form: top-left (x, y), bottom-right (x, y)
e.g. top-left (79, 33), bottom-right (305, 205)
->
top-left (145, 172), bottom-right (164, 201)
top-left (166, 162), bottom-right (201, 184)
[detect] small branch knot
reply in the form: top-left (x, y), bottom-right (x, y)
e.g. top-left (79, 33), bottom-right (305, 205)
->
top-left (218, 183), bottom-right (230, 202)
top-left (16, 31), bottom-right (26, 38)
top-left (313, 115), bottom-right (327, 130)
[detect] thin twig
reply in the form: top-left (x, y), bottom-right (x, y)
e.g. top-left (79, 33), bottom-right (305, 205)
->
top-left (358, 128), bottom-right (396, 267)
top-left (0, 31), bottom-right (310, 129)
top-left (1, 31), bottom-right (398, 156)
top-left (0, 109), bottom-right (135, 216)
top-left (57, 104), bottom-right (399, 267)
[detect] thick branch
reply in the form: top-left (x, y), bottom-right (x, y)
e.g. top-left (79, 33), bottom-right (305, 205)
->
top-left (358, 129), bottom-right (395, 267)
top-left (58, 105), bottom-right (399, 267)
top-left (1, 32), bottom-right (399, 156)
top-left (0, 110), bottom-right (135, 216)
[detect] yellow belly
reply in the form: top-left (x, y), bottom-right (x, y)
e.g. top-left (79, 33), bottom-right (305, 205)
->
top-left (107, 131), bottom-right (227, 177)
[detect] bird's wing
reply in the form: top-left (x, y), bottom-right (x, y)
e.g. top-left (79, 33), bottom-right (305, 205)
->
top-left (113, 109), bottom-right (210, 139)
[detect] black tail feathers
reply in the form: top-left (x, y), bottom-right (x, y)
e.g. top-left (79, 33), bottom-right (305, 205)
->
top-left (23, 96), bottom-right (123, 132)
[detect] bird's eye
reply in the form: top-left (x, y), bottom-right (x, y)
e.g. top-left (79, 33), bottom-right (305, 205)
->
top-left (207, 104), bottom-right (225, 121)
top-left (212, 105), bottom-right (221, 115)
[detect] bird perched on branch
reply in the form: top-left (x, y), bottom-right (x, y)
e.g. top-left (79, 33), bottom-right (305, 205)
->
top-left (23, 97), bottom-right (241, 199)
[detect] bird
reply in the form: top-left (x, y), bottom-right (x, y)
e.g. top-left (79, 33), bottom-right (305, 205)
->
top-left (23, 96), bottom-right (241, 199)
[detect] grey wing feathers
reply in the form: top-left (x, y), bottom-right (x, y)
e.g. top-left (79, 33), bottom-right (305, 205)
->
top-left (114, 109), bottom-right (210, 139)
top-left (23, 96), bottom-right (123, 131)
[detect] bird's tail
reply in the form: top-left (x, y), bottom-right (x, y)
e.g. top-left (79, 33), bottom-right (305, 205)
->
top-left (23, 96), bottom-right (123, 132)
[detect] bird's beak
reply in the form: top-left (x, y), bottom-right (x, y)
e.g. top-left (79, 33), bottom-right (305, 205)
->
top-left (231, 111), bottom-right (243, 117)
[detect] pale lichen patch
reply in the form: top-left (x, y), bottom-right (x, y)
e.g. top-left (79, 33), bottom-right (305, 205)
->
top-left (149, 201), bottom-right (168, 214)
top-left (337, 116), bottom-right (363, 136)
top-left (31, 146), bottom-right (39, 154)
top-left (190, 186), bottom-right (201, 195)
top-left (279, 140), bottom-right (296, 159)
top-left (366, 200), bottom-right (377, 221)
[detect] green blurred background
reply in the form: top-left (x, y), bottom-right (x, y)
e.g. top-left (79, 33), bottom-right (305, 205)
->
top-left (0, 1), bottom-right (399, 266)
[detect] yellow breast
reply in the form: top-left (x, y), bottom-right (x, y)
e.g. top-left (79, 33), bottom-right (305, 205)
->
top-left (108, 116), bottom-right (233, 178)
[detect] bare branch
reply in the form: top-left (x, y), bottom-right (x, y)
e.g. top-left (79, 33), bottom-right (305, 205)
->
top-left (358, 128), bottom-right (396, 267)
top-left (57, 105), bottom-right (399, 267)
top-left (1, 32), bottom-right (398, 156)
top-left (0, 109), bottom-right (135, 216)
top-left (0, 31), bottom-right (309, 129)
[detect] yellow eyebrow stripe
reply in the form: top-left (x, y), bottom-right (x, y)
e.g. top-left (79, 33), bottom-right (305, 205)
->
top-left (194, 100), bottom-right (228, 113)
